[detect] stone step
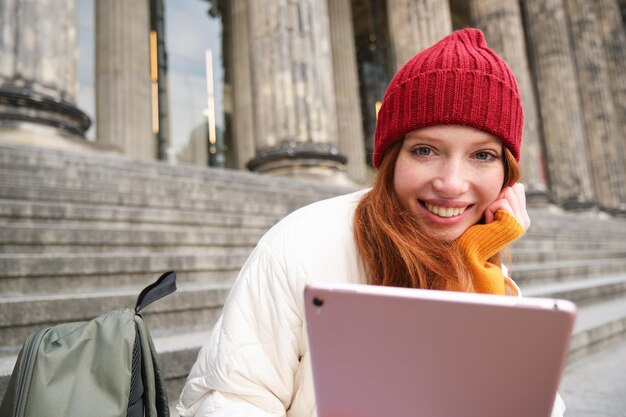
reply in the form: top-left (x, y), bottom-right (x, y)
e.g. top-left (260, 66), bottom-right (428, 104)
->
top-left (0, 184), bottom-right (319, 218)
top-left (0, 142), bottom-right (289, 178)
top-left (4, 252), bottom-right (624, 296)
top-left (0, 251), bottom-right (248, 294)
top-left (529, 211), bottom-right (626, 223)
top-left (567, 295), bottom-right (626, 358)
top-left (1, 205), bottom-right (623, 254)
top-left (0, 244), bottom-right (250, 255)
top-left (511, 249), bottom-right (626, 263)
top-left (523, 224), bottom-right (626, 240)
top-left (0, 252), bottom-right (251, 279)
top-left (511, 238), bottom-right (626, 251)
top-left (152, 327), bottom-right (214, 408)
top-left (0, 222), bottom-right (265, 251)
top-left (0, 148), bottom-right (352, 195)
top-left (11, 241), bottom-right (623, 258)
top-left (511, 258), bottom-right (626, 286)
top-left (6, 222), bottom-right (623, 257)
top-left (520, 224), bottom-right (626, 238)
top-left (9, 270), bottom-right (621, 347)
top-left (0, 198), bottom-right (281, 229)
top-left (2, 270), bottom-right (240, 298)
top-left (524, 222), bottom-right (626, 235)
top-left (0, 148), bottom-right (351, 209)
top-left (2, 248), bottom-right (623, 294)
top-left (0, 169), bottom-right (347, 210)
top-left (529, 212), bottom-right (626, 226)
top-left (520, 273), bottom-right (626, 305)
top-left (3, 175), bottom-right (621, 240)
top-left (0, 283), bottom-right (230, 353)
top-left (0, 143), bottom-right (321, 188)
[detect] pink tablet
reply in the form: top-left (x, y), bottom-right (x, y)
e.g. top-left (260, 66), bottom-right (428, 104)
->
top-left (305, 283), bottom-right (576, 417)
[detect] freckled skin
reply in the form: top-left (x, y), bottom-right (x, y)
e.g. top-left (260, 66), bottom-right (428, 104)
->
top-left (393, 125), bottom-right (505, 242)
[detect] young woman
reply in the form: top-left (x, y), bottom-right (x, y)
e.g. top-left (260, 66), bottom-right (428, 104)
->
top-left (177, 28), bottom-right (564, 417)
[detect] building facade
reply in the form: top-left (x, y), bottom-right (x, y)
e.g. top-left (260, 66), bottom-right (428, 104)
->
top-left (1, 0), bottom-right (625, 211)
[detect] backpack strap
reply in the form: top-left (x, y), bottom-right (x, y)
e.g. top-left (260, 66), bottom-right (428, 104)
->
top-left (135, 271), bottom-right (177, 314)
top-left (134, 315), bottom-right (170, 417)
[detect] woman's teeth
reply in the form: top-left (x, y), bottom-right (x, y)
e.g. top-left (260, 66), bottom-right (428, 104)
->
top-left (425, 203), bottom-right (467, 218)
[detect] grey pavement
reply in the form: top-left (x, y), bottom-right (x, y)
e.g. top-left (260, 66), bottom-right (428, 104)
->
top-left (560, 336), bottom-right (626, 417)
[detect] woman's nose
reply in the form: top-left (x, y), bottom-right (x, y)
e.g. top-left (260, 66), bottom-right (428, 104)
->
top-left (432, 160), bottom-right (469, 196)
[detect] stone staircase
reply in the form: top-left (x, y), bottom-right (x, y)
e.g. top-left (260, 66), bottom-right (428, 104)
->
top-left (511, 210), bottom-right (626, 356)
top-left (0, 143), bottom-right (353, 403)
top-left (1, 142), bottom-right (626, 407)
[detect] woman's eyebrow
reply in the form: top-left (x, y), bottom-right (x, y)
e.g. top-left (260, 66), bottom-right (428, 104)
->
top-left (405, 135), bottom-right (500, 147)
top-left (470, 139), bottom-right (502, 148)
top-left (404, 134), bottom-right (442, 143)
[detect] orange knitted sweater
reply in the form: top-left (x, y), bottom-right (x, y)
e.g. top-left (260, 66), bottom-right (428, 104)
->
top-left (456, 210), bottom-right (525, 295)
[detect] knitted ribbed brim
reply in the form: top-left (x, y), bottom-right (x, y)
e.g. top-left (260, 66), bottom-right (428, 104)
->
top-left (373, 28), bottom-right (523, 168)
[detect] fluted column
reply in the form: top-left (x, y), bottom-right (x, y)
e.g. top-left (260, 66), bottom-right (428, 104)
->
top-left (386, 0), bottom-right (452, 71)
top-left (0, 0), bottom-right (90, 138)
top-left (327, 0), bottom-right (368, 183)
top-left (469, 0), bottom-right (548, 202)
top-left (230, 0), bottom-right (256, 170)
top-left (96, 0), bottom-right (153, 160)
top-left (245, 0), bottom-right (347, 183)
top-left (596, 0), bottom-right (626, 205)
top-left (565, 0), bottom-right (626, 210)
top-left (521, 0), bottom-right (594, 208)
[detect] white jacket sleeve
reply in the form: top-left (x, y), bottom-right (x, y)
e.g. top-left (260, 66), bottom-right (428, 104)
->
top-left (551, 392), bottom-right (566, 417)
top-left (177, 242), bottom-right (303, 417)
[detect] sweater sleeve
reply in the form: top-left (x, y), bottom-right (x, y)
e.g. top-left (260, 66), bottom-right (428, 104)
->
top-left (177, 242), bottom-right (302, 417)
top-left (457, 210), bottom-right (525, 295)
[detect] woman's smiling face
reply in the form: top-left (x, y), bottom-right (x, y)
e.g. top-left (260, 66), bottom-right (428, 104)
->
top-left (393, 124), bottom-right (505, 242)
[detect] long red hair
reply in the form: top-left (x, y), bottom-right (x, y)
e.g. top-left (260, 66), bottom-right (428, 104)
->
top-left (354, 140), bottom-right (520, 291)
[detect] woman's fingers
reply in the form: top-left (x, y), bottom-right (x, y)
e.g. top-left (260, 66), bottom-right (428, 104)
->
top-left (504, 186), bottom-right (522, 220)
top-left (507, 183), bottom-right (530, 229)
top-left (514, 184), bottom-right (531, 229)
top-left (485, 198), bottom-right (514, 224)
top-left (485, 183), bottom-right (531, 230)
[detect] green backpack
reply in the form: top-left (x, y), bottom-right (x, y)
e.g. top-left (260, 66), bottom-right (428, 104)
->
top-left (0, 271), bottom-right (176, 417)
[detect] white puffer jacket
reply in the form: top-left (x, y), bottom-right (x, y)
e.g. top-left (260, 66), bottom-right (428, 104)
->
top-left (176, 190), bottom-right (565, 417)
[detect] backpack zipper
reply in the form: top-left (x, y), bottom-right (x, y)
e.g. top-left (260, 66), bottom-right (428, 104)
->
top-left (14, 326), bottom-right (50, 417)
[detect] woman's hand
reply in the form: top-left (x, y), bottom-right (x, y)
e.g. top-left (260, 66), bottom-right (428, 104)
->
top-left (484, 183), bottom-right (531, 231)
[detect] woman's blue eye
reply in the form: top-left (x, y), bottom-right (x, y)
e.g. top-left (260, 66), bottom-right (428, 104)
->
top-left (475, 151), bottom-right (495, 161)
top-left (415, 147), bottom-right (431, 156)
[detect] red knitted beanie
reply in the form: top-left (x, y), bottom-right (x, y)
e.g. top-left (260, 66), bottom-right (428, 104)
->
top-left (373, 28), bottom-right (523, 168)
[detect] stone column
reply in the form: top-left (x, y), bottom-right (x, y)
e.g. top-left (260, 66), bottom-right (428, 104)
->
top-left (245, 0), bottom-right (348, 183)
top-left (521, 0), bottom-right (594, 208)
top-left (96, 0), bottom-right (153, 160)
top-left (230, 0), bottom-right (255, 170)
top-left (565, 0), bottom-right (626, 211)
top-left (596, 0), bottom-right (626, 203)
top-left (0, 0), bottom-right (90, 139)
top-left (469, 0), bottom-right (548, 203)
top-left (386, 0), bottom-right (452, 71)
top-left (327, 0), bottom-right (368, 184)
